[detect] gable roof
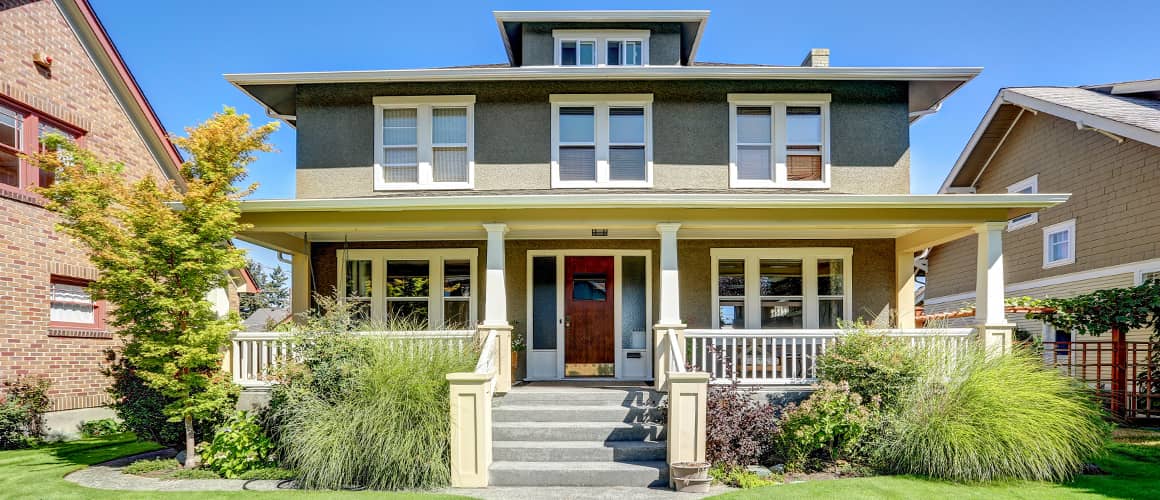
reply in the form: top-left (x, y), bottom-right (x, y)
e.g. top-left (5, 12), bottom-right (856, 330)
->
top-left (939, 79), bottom-right (1160, 192)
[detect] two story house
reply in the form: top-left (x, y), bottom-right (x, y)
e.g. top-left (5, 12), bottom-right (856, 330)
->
top-left (925, 79), bottom-right (1160, 345)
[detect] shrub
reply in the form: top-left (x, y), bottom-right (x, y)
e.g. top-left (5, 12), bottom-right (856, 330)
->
top-left (199, 411), bottom-right (276, 478)
top-left (773, 381), bottom-right (874, 471)
top-left (705, 382), bottom-right (778, 467)
top-left (124, 457), bottom-right (181, 475)
top-left (710, 464), bottom-right (781, 488)
top-left (817, 324), bottom-right (921, 407)
top-left (873, 346), bottom-right (1108, 482)
top-left (79, 418), bottom-right (124, 438)
top-left (272, 335), bottom-right (477, 490)
top-left (107, 359), bottom-right (231, 448)
top-left (0, 400), bottom-right (34, 449)
top-left (0, 376), bottom-right (51, 448)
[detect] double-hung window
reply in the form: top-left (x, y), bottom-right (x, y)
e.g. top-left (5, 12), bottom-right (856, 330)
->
top-left (1007, 174), bottom-right (1039, 230)
top-left (711, 249), bottom-right (852, 329)
top-left (373, 96), bottom-right (474, 190)
top-left (338, 249), bottom-right (477, 329)
top-left (728, 94), bottom-right (831, 188)
top-left (554, 30), bottom-right (649, 67)
top-left (1042, 219), bottom-right (1076, 269)
top-left (551, 94), bottom-right (652, 188)
top-left (0, 98), bottom-right (81, 194)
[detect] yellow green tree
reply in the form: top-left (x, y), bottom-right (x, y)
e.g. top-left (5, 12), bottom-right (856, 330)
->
top-left (32, 108), bottom-right (278, 467)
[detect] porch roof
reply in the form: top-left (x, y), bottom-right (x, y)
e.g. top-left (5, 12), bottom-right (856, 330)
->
top-left (236, 193), bottom-right (1067, 254)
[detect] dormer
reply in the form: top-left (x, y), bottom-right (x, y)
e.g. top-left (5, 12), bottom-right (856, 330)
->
top-left (494, 10), bottom-right (710, 67)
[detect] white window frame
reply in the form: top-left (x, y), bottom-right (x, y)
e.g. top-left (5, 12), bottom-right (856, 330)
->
top-left (372, 95), bottom-right (475, 191)
top-left (337, 248), bottom-right (478, 329)
top-left (710, 248), bottom-right (853, 329)
top-left (550, 94), bottom-right (653, 188)
top-left (1007, 174), bottom-right (1039, 231)
top-left (552, 30), bottom-right (651, 67)
top-left (727, 94), bottom-right (832, 189)
top-left (1042, 219), bottom-right (1076, 269)
top-left (1135, 265), bottom-right (1160, 285)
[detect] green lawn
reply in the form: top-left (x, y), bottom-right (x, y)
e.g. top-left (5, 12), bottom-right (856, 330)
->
top-left (712, 428), bottom-right (1160, 500)
top-left (0, 433), bottom-right (466, 500)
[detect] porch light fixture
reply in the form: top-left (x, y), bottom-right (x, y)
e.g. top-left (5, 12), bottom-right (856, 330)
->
top-left (591, 228), bottom-right (609, 237)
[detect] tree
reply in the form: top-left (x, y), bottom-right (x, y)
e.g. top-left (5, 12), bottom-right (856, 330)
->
top-left (33, 108), bottom-right (278, 467)
top-left (239, 259), bottom-right (290, 318)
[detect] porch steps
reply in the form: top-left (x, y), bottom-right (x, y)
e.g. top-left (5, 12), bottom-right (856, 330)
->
top-left (488, 386), bottom-right (668, 487)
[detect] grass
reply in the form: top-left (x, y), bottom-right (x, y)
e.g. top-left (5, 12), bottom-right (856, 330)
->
top-left (0, 433), bottom-right (468, 499)
top-left (711, 427), bottom-right (1160, 499)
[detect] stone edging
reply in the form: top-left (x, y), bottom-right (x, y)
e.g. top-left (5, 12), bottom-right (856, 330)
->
top-left (63, 448), bottom-right (290, 492)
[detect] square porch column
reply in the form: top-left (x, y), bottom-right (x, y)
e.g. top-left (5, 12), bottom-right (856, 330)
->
top-left (482, 223), bottom-right (512, 393)
top-left (291, 252), bottom-right (310, 319)
top-left (654, 223), bottom-right (685, 391)
top-left (895, 243), bottom-right (917, 329)
top-left (974, 222), bottom-right (1014, 353)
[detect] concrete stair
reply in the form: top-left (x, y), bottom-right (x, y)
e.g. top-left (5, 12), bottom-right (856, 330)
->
top-left (488, 386), bottom-right (668, 487)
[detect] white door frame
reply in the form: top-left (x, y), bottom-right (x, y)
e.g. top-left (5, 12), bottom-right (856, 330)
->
top-left (525, 249), bottom-right (653, 380)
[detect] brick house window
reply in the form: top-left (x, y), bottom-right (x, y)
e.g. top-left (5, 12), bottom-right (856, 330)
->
top-left (50, 277), bottom-right (104, 330)
top-left (0, 96), bottom-right (83, 197)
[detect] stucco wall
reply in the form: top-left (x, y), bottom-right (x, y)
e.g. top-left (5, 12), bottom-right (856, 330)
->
top-left (520, 22), bottom-right (682, 67)
top-left (310, 238), bottom-right (897, 336)
top-left (926, 111), bottom-right (1160, 299)
top-left (294, 80), bottom-right (910, 198)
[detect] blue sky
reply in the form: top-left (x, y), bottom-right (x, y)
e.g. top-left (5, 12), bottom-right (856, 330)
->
top-left (91, 0), bottom-right (1160, 270)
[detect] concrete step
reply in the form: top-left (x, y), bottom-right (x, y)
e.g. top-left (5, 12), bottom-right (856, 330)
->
top-left (489, 460), bottom-right (669, 487)
top-left (496, 388), bottom-right (661, 407)
top-left (493, 404), bottom-right (658, 423)
top-left (493, 440), bottom-right (667, 462)
top-left (493, 421), bottom-right (664, 442)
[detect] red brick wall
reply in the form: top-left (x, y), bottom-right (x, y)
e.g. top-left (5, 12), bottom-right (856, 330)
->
top-left (1, 0), bottom-right (170, 411)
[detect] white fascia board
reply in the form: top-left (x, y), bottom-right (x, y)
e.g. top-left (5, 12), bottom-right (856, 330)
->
top-left (493, 10), bottom-right (711, 23)
top-left (937, 92), bottom-right (1007, 193)
top-left (223, 66), bottom-right (982, 86)
top-left (237, 193), bottom-right (1069, 213)
top-left (1001, 90), bottom-right (1160, 149)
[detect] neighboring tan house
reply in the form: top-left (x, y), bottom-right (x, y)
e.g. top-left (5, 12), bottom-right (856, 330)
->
top-left (0, 0), bottom-right (254, 433)
top-left (925, 79), bottom-right (1160, 344)
top-left (225, 9), bottom-right (1062, 487)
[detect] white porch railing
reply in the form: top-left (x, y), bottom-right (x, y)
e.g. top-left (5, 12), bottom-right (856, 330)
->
top-left (229, 329), bottom-right (476, 387)
top-left (684, 328), bottom-right (974, 385)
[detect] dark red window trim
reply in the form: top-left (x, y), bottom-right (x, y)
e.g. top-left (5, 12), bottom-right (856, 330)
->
top-left (0, 94), bottom-right (86, 202)
top-left (49, 275), bottom-right (106, 331)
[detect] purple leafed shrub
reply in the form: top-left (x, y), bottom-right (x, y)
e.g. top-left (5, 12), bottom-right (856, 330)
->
top-left (706, 381), bottom-right (778, 466)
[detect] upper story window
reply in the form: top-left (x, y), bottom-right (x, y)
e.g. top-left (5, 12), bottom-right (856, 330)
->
top-left (1007, 174), bottom-right (1039, 230)
top-left (550, 94), bottom-right (652, 188)
top-left (728, 94), bottom-right (831, 189)
top-left (1042, 219), bottom-right (1076, 269)
top-left (553, 30), bottom-right (650, 67)
top-left (373, 95), bottom-right (474, 190)
top-left (0, 98), bottom-right (82, 195)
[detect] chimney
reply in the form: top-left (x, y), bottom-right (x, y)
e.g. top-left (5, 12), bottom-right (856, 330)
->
top-left (801, 48), bottom-right (830, 68)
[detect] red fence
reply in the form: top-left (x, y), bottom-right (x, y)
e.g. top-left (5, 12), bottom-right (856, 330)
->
top-left (1042, 337), bottom-right (1159, 422)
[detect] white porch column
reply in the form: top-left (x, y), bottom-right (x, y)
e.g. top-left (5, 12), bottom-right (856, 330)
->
top-left (654, 223), bottom-right (684, 391)
top-left (482, 223), bottom-right (512, 393)
top-left (974, 222), bottom-right (1014, 353)
top-left (290, 252), bottom-right (310, 320)
top-left (895, 243), bottom-right (917, 329)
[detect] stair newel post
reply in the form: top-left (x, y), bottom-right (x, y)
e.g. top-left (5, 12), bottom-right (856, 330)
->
top-left (447, 371), bottom-right (493, 488)
top-left (666, 371), bottom-right (709, 488)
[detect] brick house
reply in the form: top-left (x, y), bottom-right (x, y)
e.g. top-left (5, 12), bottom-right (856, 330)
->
top-left (0, 0), bottom-right (253, 431)
top-left (925, 80), bottom-right (1160, 343)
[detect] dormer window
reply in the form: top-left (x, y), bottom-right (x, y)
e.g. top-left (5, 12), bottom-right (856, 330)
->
top-left (553, 30), bottom-right (650, 67)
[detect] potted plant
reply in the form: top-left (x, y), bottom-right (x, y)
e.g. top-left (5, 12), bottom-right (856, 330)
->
top-left (511, 327), bottom-right (526, 380)
top-left (670, 461), bottom-right (711, 492)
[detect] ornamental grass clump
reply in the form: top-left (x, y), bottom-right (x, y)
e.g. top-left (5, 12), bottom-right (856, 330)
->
top-left (273, 335), bottom-right (477, 490)
top-left (874, 345), bottom-right (1108, 482)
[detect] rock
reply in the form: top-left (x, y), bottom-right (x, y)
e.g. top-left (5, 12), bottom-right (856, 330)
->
top-left (175, 450), bottom-right (186, 465)
top-left (770, 463), bottom-right (786, 474)
top-left (746, 465), bottom-right (772, 478)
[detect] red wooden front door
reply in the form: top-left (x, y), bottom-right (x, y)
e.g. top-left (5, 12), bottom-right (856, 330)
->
top-left (564, 256), bottom-right (615, 377)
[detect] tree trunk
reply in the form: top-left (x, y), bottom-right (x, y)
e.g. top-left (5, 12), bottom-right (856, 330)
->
top-left (183, 414), bottom-right (201, 469)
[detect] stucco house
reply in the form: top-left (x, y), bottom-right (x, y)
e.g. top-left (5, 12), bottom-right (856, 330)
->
top-left (925, 79), bottom-right (1160, 345)
top-left (225, 10), bottom-right (1063, 488)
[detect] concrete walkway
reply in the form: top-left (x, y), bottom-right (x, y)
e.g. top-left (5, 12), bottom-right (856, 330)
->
top-left (66, 449), bottom-right (732, 498)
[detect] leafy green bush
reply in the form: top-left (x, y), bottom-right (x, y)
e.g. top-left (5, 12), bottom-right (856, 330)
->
top-left (874, 346), bottom-right (1108, 482)
top-left (199, 411), bottom-right (276, 478)
top-left (710, 464), bottom-right (781, 488)
top-left (0, 400), bottom-right (34, 449)
top-left (817, 324), bottom-right (921, 407)
top-left (0, 376), bottom-right (52, 449)
top-left (271, 334), bottom-right (477, 490)
top-left (79, 418), bottom-right (124, 438)
top-left (773, 381), bottom-right (875, 471)
top-left (107, 359), bottom-right (231, 448)
top-left (124, 457), bottom-right (181, 475)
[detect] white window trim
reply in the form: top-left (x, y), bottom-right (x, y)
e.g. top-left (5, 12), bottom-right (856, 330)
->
top-left (372, 95), bottom-right (475, 191)
top-left (1135, 264), bottom-right (1160, 285)
top-left (552, 30), bottom-right (651, 67)
top-left (550, 94), bottom-right (653, 188)
top-left (709, 248), bottom-right (853, 329)
top-left (727, 94), bottom-right (832, 189)
top-left (1006, 174), bottom-right (1039, 231)
top-left (1042, 219), bottom-right (1076, 269)
top-left (337, 248), bottom-right (478, 329)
